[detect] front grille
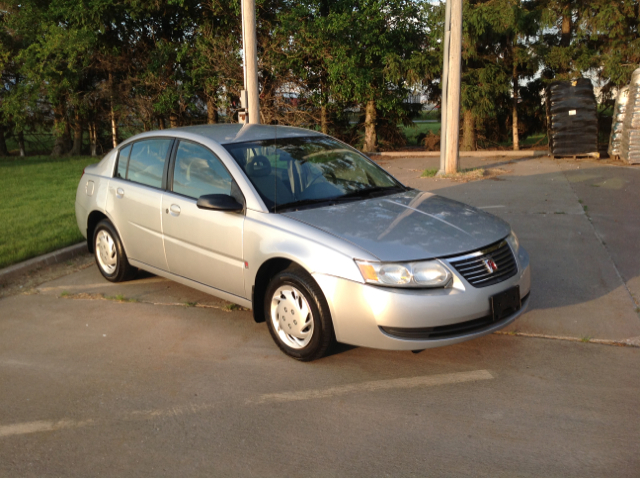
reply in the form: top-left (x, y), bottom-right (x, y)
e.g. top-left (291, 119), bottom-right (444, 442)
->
top-left (448, 239), bottom-right (517, 288)
top-left (380, 293), bottom-right (529, 340)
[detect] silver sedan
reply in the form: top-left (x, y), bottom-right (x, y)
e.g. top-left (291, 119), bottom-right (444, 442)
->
top-left (76, 124), bottom-right (531, 361)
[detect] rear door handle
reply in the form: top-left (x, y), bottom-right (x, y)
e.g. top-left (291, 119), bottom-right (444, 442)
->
top-left (116, 187), bottom-right (124, 198)
top-left (169, 204), bottom-right (181, 216)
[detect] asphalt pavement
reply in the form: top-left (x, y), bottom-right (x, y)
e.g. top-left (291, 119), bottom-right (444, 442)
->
top-left (0, 154), bottom-right (638, 476)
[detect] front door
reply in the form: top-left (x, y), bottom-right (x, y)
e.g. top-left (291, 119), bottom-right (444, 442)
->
top-left (161, 140), bottom-right (246, 298)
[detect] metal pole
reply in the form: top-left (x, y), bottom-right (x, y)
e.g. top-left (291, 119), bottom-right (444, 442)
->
top-left (243, 0), bottom-right (260, 124)
top-left (438, 0), bottom-right (452, 174)
top-left (443, 0), bottom-right (462, 174)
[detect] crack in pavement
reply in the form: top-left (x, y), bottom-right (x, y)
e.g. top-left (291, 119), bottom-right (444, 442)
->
top-left (57, 288), bottom-right (638, 347)
top-left (0, 370), bottom-right (493, 439)
top-left (558, 161), bottom-right (640, 313)
top-left (57, 292), bottom-right (247, 312)
top-left (493, 331), bottom-right (640, 348)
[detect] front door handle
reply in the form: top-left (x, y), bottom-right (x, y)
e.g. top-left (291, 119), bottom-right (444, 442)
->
top-left (116, 187), bottom-right (124, 198)
top-left (169, 204), bottom-right (181, 216)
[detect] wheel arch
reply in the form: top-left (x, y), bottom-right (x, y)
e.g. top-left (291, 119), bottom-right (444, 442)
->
top-left (86, 210), bottom-right (127, 255)
top-left (86, 210), bottom-right (108, 253)
top-left (252, 257), bottom-right (302, 323)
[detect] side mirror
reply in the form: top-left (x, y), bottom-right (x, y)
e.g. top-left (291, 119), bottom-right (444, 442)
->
top-left (196, 194), bottom-right (244, 212)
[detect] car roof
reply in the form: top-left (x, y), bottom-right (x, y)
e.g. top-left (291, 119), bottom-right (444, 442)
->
top-left (154, 124), bottom-right (325, 145)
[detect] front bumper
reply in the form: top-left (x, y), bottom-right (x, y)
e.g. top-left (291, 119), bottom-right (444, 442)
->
top-left (313, 246), bottom-right (531, 350)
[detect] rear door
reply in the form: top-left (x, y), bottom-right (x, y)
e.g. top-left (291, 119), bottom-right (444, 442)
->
top-left (107, 138), bottom-right (173, 270)
top-left (161, 140), bottom-right (246, 298)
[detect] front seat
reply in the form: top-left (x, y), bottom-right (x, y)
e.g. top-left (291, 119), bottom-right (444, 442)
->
top-left (245, 155), bottom-right (294, 206)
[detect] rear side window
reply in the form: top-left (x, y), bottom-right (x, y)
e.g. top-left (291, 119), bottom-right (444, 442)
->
top-left (124, 139), bottom-right (173, 188)
top-left (172, 141), bottom-right (233, 199)
top-left (116, 145), bottom-right (132, 179)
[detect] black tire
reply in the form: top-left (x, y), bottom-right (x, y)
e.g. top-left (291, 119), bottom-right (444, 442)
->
top-left (93, 219), bottom-right (137, 282)
top-left (264, 268), bottom-right (335, 361)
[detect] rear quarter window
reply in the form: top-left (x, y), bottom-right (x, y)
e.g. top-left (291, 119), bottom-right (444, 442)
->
top-left (116, 145), bottom-right (132, 179)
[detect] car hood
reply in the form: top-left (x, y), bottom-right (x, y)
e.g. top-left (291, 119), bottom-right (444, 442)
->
top-left (283, 190), bottom-right (511, 261)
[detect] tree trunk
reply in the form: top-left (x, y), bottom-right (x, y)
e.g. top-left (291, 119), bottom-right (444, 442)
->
top-left (320, 74), bottom-right (329, 134)
top-left (109, 72), bottom-right (118, 148)
top-left (70, 111), bottom-right (83, 156)
top-left (158, 117), bottom-right (165, 130)
top-left (207, 98), bottom-right (218, 124)
top-left (110, 104), bottom-right (118, 148)
top-left (17, 131), bottom-right (26, 157)
top-left (321, 105), bottom-right (328, 134)
top-left (558, 13), bottom-right (573, 75)
top-left (0, 124), bottom-right (8, 156)
top-left (512, 61), bottom-right (520, 151)
top-left (51, 106), bottom-right (66, 157)
top-left (169, 113), bottom-right (179, 128)
top-left (363, 100), bottom-right (377, 152)
top-left (461, 109), bottom-right (476, 151)
top-left (89, 122), bottom-right (98, 157)
top-left (560, 14), bottom-right (572, 48)
top-left (63, 120), bottom-right (73, 153)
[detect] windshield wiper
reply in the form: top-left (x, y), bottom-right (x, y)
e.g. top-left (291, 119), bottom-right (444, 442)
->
top-left (274, 186), bottom-right (406, 213)
top-left (338, 185), bottom-right (405, 199)
top-left (274, 198), bottom-right (344, 212)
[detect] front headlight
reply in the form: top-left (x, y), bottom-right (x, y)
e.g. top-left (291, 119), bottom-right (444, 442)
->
top-left (356, 259), bottom-right (452, 288)
top-left (506, 231), bottom-right (520, 253)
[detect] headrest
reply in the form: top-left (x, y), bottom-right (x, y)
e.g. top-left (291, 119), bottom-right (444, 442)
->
top-left (246, 155), bottom-right (272, 177)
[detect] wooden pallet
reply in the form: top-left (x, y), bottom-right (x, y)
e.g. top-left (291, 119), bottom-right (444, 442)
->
top-left (550, 152), bottom-right (600, 160)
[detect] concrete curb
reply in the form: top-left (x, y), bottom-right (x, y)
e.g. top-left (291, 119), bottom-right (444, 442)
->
top-left (369, 150), bottom-right (549, 158)
top-left (0, 242), bottom-right (89, 285)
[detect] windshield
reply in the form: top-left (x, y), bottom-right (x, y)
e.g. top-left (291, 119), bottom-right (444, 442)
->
top-left (223, 136), bottom-right (404, 211)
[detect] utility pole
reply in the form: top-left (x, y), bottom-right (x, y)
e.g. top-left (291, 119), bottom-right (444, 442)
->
top-left (439, 0), bottom-right (462, 174)
top-left (242, 0), bottom-right (260, 124)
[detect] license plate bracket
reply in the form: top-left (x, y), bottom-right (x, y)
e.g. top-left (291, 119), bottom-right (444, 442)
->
top-left (490, 286), bottom-right (521, 322)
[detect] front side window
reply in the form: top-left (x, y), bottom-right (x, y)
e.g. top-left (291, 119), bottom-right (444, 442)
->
top-left (223, 136), bottom-right (403, 211)
top-left (125, 139), bottom-right (173, 188)
top-left (172, 141), bottom-right (233, 199)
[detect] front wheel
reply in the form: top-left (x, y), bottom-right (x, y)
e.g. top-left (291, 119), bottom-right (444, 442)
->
top-left (264, 268), bottom-right (335, 361)
top-left (94, 219), bottom-right (136, 282)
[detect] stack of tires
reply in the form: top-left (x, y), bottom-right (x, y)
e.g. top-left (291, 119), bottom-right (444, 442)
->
top-left (546, 79), bottom-right (599, 158)
top-left (619, 68), bottom-right (640, 165)
top-left (608, 86), bottom-right (629, 159)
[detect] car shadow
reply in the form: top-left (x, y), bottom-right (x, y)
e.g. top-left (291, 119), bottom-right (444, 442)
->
top-left (133, 269), bottom-right (156, 280)
top-left (326, 342), bottom-right (358, 357)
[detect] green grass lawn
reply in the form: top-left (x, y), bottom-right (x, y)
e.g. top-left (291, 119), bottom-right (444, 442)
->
top-left (401, 122), bottom-right (441, 146)
top-left (0, 155), bottom-right (99, 269)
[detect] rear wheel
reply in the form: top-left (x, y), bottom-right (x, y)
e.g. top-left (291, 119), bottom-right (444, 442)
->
top-left (264, 268), bottom-right (334, 361)
top-left (94, 219), bottom-right (136, 282)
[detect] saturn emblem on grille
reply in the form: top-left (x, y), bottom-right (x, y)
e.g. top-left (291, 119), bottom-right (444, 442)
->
top-left (482, 258), bottom-right (498, 274)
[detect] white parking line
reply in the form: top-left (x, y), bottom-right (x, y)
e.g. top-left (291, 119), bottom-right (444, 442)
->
top-left (248, 370), bottom-right (494, 405)
top-left (0, 370), bottom-right (493, 438)
top-left (0, 419), bottom-right (96, 438)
